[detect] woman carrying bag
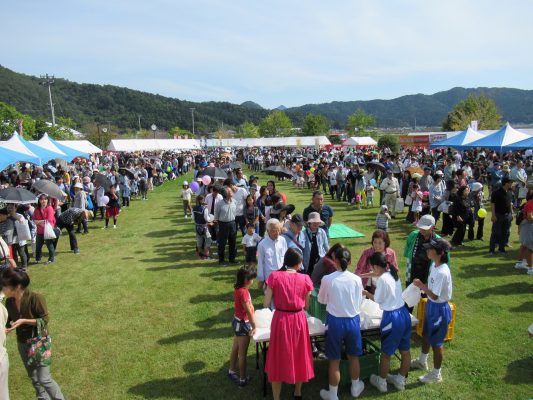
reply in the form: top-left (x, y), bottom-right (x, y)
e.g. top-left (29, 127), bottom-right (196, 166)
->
top-left (32, 194), bottom-right (57, 265)
top-left (3, 268), bottom-right (65, 399)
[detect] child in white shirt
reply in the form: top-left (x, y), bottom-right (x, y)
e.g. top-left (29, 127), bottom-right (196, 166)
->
top-left (181, 181), bottom-right (193, 218)
top-left (242, 223), bottom-right (262, 265)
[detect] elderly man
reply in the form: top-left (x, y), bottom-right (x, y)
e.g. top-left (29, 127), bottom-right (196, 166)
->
top-left (303, 191), bottom-right (334, 236)
top-left (380, 170), bottom-right (400, 218)
top-left (224, 178), bottom-right (248, 236)
top-left (282, 214), bottom-right (306, 253)
top-left (257, 218), bottom-right (288, 289)
top-left (302, 212), bottom-right (329, 275)
top-left (489, 177), bottom-right (513, 254)
top-left (214, 187), bottom-right (238, 266)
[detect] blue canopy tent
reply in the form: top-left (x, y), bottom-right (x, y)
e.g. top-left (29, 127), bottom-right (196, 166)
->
top-left (17, 134), bottom-right (68, 163)
top-left (0, 147), bottom-right (41, 172)
top-left (36, 133), bottom-right (90, 160)
top-left (429, 127), bottom-right (486, 149)
top-left (460, 123), bottom-right (531, 153)
top-left (504, 135), bottom-right (533, 150)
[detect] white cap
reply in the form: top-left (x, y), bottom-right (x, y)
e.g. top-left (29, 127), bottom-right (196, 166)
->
top-left (435, 170), bottom-right (444, 176)
top-left (183, 180), bottom-right (188, 186)
top-left (416, 214), bottom-right (435, 230)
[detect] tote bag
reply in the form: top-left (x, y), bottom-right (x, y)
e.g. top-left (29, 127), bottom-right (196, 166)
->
top-left (44, 222), bottom-right (57, 240)
top-left (14, 219), bottom-right (32, 241)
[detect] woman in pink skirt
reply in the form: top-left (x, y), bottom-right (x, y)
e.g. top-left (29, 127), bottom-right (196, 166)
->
top-left (263, 248), bottom-right (314, 400)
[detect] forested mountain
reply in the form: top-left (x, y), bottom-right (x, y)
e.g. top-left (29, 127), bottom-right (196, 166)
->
top-left (2, 65), bottom-right (533, 133)
top-left (286, 87), bottom-right (533, 128)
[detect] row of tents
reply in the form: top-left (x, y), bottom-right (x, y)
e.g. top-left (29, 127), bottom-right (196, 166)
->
top-left (430, 123), bottom-right (533, 152)
top-left (0, 133), bottom-right (102, 171)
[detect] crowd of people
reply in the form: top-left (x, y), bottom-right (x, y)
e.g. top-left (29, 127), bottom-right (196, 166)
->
top-left (0, 143), bottom-right (532, 399)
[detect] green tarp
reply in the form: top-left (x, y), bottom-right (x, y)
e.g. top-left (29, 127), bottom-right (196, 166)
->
top-left (328, 224), bottom-right (365, 239)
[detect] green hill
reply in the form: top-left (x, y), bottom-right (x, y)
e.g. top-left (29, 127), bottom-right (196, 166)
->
top-left (2, 65), bottom-right (533, 132)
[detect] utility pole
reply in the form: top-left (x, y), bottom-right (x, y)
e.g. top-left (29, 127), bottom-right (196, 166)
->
top-left (137, 114), bottom-right (142, 138)
top-left (40, 74), bottom-right (56, 126)
top-left (190, 108), bottom-right (195, 136)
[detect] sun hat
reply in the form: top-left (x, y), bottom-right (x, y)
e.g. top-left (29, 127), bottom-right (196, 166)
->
top-left (435, 170), bottom-right (444, 176)
top-left (307, 211), bottom-right (324, 225)
top-left (416, 214), bottom-right (435, 230)
top-left (183, 180), bottom-right (189, 186)
top-left (74, 182), bottom-right (83, 189)
top-left (470, 182), bottom-right (483, 192)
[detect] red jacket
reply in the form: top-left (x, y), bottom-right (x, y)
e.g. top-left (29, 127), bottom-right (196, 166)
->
top-left (33, 206), bottom-right (56, 235)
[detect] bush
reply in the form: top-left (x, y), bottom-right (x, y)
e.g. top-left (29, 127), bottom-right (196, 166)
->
top-left (378, 134), bottom-right (400, 153)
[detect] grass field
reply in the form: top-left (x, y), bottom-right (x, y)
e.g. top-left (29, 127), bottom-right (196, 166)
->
top-left (6, 169), bottom-right (533, 400)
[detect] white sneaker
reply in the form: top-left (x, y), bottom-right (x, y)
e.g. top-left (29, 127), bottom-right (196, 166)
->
top-left (102, 226), bottom-right (107, 230)
top-left (419, 371), bottom-right (442, 384)
top-left (113, 225), bottom-right (117, 229)
top-left (319, 389), bottom-right (338, 400)
top-left (386, 374), bottom-right (405, 391)
top-left (369, 374), bottom-right (387, 393)
top-left (527, 268), bottom-right (533, 275)
top-left (351, 380), bottom-right (365, 397)
top-left (514, 261), bottom-right (528, 270)
top-left (411, 359), bottom-right (428, 371)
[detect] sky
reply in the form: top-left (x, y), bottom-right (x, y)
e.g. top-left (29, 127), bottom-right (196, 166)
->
top-left (2, 0), bottom-right (533, 109)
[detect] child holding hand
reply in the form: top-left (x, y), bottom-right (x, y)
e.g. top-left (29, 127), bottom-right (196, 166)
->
top-left (228, 266), bottom-right (257, 387)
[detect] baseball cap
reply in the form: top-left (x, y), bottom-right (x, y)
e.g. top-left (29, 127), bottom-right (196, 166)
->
top-left (381, 204), bottom-right (388, 211)
top-left (423, 238), bottom-right (452, 252)
top-left (291, 214), bottom-right (304, 227)
top-left (416, 214), bottom-right (435, 230)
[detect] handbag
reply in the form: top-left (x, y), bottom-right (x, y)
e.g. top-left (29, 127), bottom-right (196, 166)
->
top-left (405, 195), bottom-right (413, 206)
top-left (14, 219), bottom-right (32, 241)
top-left (438, 201), bottom-right (452, 214)
top-left (43, 221), bottom-right (57, 240)
top-left (26, 318), bottom-right (52, 368)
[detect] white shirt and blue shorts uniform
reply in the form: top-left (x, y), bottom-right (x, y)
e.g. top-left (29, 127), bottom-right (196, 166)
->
top-left (374, 272), bottom-right (411, 356)
top-left (424, 262), bottom-right (453, 347)
top-left (318, 271), bottom-right (363, 360)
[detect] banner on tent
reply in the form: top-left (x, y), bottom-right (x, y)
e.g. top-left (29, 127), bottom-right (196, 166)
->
top-left (399, 135), bottom-right (430, 148)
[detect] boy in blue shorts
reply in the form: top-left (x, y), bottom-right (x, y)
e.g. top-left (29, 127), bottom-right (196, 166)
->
top-left (412, 238), bottom-right (453, 384)
top-left (318, 248), bottom-right (365, 400)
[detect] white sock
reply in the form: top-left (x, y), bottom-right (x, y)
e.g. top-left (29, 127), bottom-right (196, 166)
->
top-left (432, 367), bottom-right (441, 375)
top-left (419, 353), bottom-right (429, 364)
top-left (351, 378), bottom-right (360, 387)
top-left (329, 385), bottom-right (338, 396)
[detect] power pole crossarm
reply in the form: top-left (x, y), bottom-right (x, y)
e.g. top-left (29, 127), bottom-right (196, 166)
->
top-left (40, 74), bottom-right (56, 126)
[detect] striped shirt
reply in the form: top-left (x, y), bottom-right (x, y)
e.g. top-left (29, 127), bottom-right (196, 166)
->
top-left (376, 212), bottom-right (390, 230)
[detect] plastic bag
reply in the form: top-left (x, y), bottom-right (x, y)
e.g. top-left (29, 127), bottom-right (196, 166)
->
top-left (395, 198), bottom-right (404, 213)
top-left (402, 283), bottom-right (422, 308)
top-left (44, 222), bottom-right (57, 240)
top-left (254, 308), bottom-right (273, 329)
top-left (15, 219), bottom-right (31, 241)
top-left (361, 299), bottom-right (383, 319)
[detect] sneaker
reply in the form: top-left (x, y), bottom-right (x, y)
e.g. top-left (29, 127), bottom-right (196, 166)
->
top-left (514, 261), bottom-right (528, 270)
top-left (527, 268), bottom-right (533, 275)
top-left (351, 380), bottom-right (365, 397)
top-left (319, 389), bottom-right (338, 400)
top-left (411, 359), bottom-right (428, 371)
top-left (419, 370), bottom-right (442, 384)
top-left (386, 374), bottom-right (405, 391)
top-left (370, 374), bottom-right (387, 393)
top-left (45, 260), bottom-right (54, 265)
top-left (113, 225), bottom-right (117, 229)
top-left (102, 226), bottom-right (108, 230)
top-left (238, 376), bottom-right (251, 387)
top-left (73, 249), bottom-right (80, 254)
top-left (227, 371), bottom-right (239, 384)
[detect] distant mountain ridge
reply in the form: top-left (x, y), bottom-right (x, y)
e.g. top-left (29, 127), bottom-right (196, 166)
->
top-left (1, 65), bottom-right (533, 132)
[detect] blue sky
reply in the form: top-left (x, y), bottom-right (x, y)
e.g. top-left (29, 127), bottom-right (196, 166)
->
top-left (2, 0), bottom-right (533, 108)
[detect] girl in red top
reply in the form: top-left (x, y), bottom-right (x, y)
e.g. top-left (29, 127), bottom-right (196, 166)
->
top-left (228, 265), bottom-right (257, 387)
top-left (32, 194), bottom-right (57, 264)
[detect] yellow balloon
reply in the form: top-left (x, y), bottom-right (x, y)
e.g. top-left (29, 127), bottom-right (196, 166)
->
top-left (477, 208), bottom-right (487, 219)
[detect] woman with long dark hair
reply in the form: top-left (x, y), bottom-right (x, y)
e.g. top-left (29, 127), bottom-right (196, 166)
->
top-left (32, 194), bottom-right (57, 265)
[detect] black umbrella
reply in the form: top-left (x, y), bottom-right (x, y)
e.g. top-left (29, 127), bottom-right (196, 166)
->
top-left (32, 180), bottom-right (65, 200)
top-left (93, 174), bottom-right (113, 190)
top-left (198, 167), bottom-right (228, 180)
top-left (262, 165), bottom-right (282, 175)
top-left (366, 161), bottom-right (386, 172)
top-left (119, 168), bottom-right (136, 179)
top-left (262, 165), bottom-right (294, 179)
top-left (0, 187), bottom-right (38, 204)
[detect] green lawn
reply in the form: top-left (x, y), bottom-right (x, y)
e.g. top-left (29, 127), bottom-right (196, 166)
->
top-left (6, 169), bottom-right (533, 399)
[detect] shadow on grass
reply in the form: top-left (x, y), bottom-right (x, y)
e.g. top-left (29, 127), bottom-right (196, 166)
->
top-left (457, 262), bottom-right (521, 279)
top-left (145, 229), bottom-right (183, 238)
top-left (467, 282), bottom-right (533, 299)
top-left (190, 293), bottom-right (232, 304)
top-left (508, 301), bottom-right (533, 313)
top-left (195, 308), bottom-right (233, 329)
top-left (504, 356), bottom-right (533, 384)
top-left (145, 262), bottom-right (205, 272)
top-left (158, 326), bottom-right (229, 344)
top-left (199, 269), bottom-right (237, 283)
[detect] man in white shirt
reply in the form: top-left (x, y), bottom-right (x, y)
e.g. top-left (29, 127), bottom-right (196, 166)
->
top-left (205, 186), bottom-right (223, 244)
top-left (224, 178), bottom-right (248, 236)
top-left (318, 248), bottom-right (365, 400)
top-left (380, 170), bottom-right (400, 218)
top-left (257, 219), bottom-right (287, 289)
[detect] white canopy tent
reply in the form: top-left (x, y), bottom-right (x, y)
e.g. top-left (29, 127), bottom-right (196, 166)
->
top-left (205, 136), bottom-right (330, 148)
top-left (58, 140), bottom-right (103, 154)
top-left (107, 139), bottom-right (200, 152)
top-left (344, 136), bottom-right (378, 146)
